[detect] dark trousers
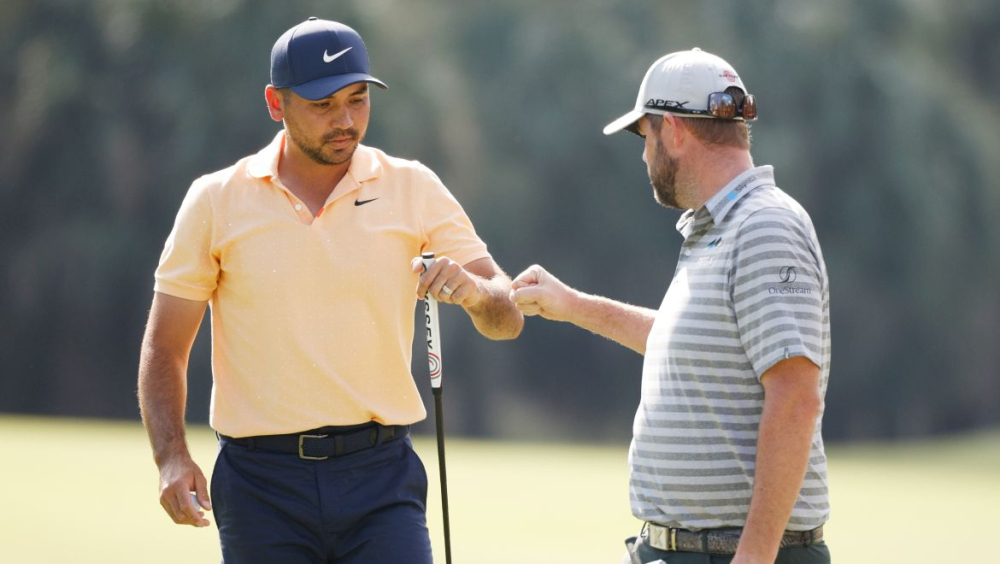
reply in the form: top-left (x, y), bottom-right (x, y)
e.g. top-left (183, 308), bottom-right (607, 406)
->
top-left (211, 435), bottom-right (432, 563)
top-left (623, 534), bottom-right (831, 563)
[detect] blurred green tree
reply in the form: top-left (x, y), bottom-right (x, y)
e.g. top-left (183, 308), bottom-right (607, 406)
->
top-left (1, 0), bottom-right (998, 441)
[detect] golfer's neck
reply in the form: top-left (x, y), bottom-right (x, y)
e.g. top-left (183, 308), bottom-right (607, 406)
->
top-left (689, 150), bottom-right (755, 210)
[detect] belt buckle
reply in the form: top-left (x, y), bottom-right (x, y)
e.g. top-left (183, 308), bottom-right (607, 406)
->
top-left (298, 434), bottom-right (329, 460)
top-left (647, 523), bottom-right (678, 551)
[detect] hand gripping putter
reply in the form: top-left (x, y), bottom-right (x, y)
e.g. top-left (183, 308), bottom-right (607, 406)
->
top-left (421, 252), bottom-right (453, 564)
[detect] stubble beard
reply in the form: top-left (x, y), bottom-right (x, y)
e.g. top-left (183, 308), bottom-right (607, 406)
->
top-left (649, 137), bottom-right (683, 210)
top-left (286, 119), bottom-right (361, 166)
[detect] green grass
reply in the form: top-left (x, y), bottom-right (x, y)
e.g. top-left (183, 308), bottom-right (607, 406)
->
top-left (0, 416), bottom-right (997, 563)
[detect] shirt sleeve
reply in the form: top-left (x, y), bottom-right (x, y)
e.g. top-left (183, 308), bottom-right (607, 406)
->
top-left (153, 177), bottom-right (220, 301)
top-left (417, 165), bottom-right (491, 267)
top-left (731, 207), bottom-right (825, 379)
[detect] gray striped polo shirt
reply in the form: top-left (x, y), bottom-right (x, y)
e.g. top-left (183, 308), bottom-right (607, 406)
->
top-left (631, 165), bottom-right (831, 531)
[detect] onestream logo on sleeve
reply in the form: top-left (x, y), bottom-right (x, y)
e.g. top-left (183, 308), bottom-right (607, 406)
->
top-left (769, 266), bottom-right (812, 295)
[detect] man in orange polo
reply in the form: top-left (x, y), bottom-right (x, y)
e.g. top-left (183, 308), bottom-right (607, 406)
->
top-left (137, 18), bottom-right (522, 563)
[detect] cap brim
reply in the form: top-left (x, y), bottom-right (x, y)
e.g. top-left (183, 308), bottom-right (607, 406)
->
top-left (290, 73), bottom-right (388, 101)
top-left (603, 109), bottom-right (645, 136)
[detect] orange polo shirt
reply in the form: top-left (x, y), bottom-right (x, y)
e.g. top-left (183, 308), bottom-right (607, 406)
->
top-left (154, 131), bottom-right (490, 437)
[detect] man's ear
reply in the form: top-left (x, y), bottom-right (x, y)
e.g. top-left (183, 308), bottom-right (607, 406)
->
top-left (264, 86), bottom-right (285, 122)
top-left (661, 113), bottom-right (688, 150)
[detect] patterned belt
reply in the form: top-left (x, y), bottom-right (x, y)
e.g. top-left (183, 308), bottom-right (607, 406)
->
top-left (644, 522), bottom-right (823, 555)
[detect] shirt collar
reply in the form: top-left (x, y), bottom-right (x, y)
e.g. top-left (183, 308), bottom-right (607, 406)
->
top-left (246, 131), bottom-right (284, 179)
top-left (675, 165), bottom-right (775, 237)
top-left (246, 130), bottom-right (383, 184)
top-left (347, 143), bottom-right (382, 183)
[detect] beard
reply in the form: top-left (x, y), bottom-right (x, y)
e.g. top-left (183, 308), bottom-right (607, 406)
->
top-left (648, 137), bottom-right (682, 209)
top-left (285, 119), bottom-right (361, 166)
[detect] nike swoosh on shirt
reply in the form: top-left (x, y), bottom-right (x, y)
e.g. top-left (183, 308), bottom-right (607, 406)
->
top-left (323, 47), bottom-right (352, 63)
top-left (354, 197), bottom-right (379, 206)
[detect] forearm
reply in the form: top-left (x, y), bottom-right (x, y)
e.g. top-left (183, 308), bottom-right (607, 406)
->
top-left (465, 273), bottom-right (524, 340)
top-left (138, 345), bottom-right (193, 467)
top-left (735, 389), bottom-right (821, 562)
top-left (564, 291), bottom-right (656, 355)
top-left (137, 293), bottom-right (211, 526)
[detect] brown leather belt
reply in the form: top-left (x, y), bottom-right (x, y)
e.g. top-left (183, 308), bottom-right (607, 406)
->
top-left (644, 522), bottom-right (823, 555)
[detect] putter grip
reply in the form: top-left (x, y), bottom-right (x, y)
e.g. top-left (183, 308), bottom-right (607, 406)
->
top-left (421, 252), bottom-right (443, 389)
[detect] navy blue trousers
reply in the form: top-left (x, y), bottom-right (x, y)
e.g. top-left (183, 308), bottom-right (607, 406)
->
top-left (211, 435), bottom-right (433, 563)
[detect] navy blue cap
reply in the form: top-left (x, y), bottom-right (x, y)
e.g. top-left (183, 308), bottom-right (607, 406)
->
top-left (270, 18), bottom-right (387, 100)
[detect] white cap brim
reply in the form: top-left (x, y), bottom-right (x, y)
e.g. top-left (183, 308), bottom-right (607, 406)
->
top-left (603, 109), bottom-right (645, 135)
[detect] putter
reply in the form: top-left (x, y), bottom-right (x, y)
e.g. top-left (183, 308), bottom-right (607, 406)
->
top-left (421, 252), bottom-right (453, 564)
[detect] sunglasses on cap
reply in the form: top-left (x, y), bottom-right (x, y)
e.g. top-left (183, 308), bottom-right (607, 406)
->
top-left (645, 91), bottom-right (758, 121)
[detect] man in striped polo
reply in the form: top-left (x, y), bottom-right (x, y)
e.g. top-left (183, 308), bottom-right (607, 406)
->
top-left (510, 49), bottom-right (831, 563)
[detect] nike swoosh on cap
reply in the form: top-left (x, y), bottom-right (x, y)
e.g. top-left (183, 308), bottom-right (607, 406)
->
top-left (323, 47), bottom-right (352, 63)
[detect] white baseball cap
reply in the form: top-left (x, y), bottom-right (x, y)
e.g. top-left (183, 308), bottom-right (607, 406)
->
top-left (603, 48), bottom-right (754, 136)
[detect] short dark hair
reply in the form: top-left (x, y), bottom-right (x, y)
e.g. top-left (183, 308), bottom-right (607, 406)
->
top-left (679, 87), bottom-right (752, 149)
top-left (680, 118), bottom-right (751, 150)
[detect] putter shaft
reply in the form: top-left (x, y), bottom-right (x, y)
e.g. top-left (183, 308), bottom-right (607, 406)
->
top-left (434, 389), bottom-right (452, 564)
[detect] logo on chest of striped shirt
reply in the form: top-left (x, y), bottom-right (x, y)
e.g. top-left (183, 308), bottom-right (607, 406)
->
top-left (687, 237), bottom-right (724, 266)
